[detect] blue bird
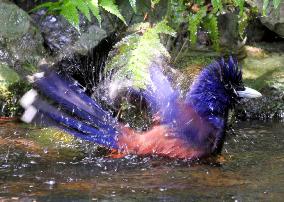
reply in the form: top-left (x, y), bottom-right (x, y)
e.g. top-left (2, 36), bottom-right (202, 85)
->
top-left (20, 57), bottom-right (261, 160)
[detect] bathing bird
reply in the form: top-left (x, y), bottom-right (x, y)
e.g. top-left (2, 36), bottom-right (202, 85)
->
top-left (20, 57), bottom-right (261, 160)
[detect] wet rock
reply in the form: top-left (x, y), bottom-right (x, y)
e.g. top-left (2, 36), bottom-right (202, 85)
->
top-left (0, 63), bottom-right (20, 87)
top-left (0, 63), bottom-right (30, 117)
top-left (0, 2), bottom-right (46, 75)
top-left (0, 2), bottom-right (44, 116)
top-left (31, 10), bottom-right (114, 62)
top-left (247, 0), bottom-right (284, 37)
top-left (218, 11), bottom-right (240, 50)
top-left (236, 86), bottom-right (284, 120)
top-left (12, 0), bottom-right (50, 11)
top-left (246, 18), bottom-right (266, 42)
top-left (236, 45), bottom-right (284, 120)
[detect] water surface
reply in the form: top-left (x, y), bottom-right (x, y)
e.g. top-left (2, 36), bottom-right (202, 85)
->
top-left (0, 121), bottom-right (283, 201)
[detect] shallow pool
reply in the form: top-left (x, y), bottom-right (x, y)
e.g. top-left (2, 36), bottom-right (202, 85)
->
top-left (0, 121), bottom-right (283, 201)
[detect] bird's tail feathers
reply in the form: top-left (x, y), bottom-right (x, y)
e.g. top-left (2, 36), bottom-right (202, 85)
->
top-left (20, 71), bottom-right (120, 149)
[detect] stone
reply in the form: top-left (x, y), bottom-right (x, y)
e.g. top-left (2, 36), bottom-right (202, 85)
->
top-left (235, 44), bottom-right (284, 120)
top-left (0, 63), bottom-right (20, 88)
top-left (0, 3), bottom-right (30, 39)
top-left (31, 10), bottom-right (108, 60)
top-left (0, 2), bottom-right (46, 75)
top-left (247, 0), bottom-right (284, 37)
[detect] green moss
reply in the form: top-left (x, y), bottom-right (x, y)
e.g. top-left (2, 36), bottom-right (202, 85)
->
top-left (28, 127), bottom-right (75, 146)
top-left (242, 53), bottom-right (284, 90)
top-left (174, 52), bottom-right (216, 69)
top-left (105, 21), bottom-right (175, 89)
top-left (0, 79), bottom-right (31, 117)
top-left (0, 64), bottom-right (20, 87)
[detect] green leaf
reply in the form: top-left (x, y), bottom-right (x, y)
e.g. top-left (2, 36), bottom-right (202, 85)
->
top-left (273, 0), bottom-right (281, 9)
top-left (73, 0), bottom-right (91, 21)
top-left (203, 15), bottom-right (220, 51)
top-left (151, 0), bottom-right (160, 8)
top-left (233, 0), bottom-right (245, 16)
top-left (211, 0), bottom-right (223, 13)
top-left (29, 1), bottom-right (62, 13)
top-left (166, 0), bottom-right (187, 29)
top-left (262, 0), bottom-right (269, 16)
top-left (188, 7), bottom-right (206, 46)
top-left (238, 11), bottom-right (248, 39)
top-left (129, 0), bottom-right (137, 13)
top-left (0, 64), bottom-right (20, 87)
top-left (87, 0), bottom-right (102, 25)
top-left (100, 0), bottom-right (127, 25)
top-left (60, 2), bottom-right (80, 30)
top-left (105, 22), bottom-right (174, 89)
top-left (153, 20), bottom-right (176, 37)
top-left (195, 0), bottom-right (205, 5)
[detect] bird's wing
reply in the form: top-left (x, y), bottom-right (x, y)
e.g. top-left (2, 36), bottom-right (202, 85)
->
top-left (142, 64), bottom-right (180, 124)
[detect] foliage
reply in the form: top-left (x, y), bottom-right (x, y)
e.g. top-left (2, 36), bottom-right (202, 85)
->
top-left (33, 0), bottom-right (283, 50)
top-left (263, 0), bottom-right (281, 15)
top-left (128, 0), bottom-right (137, 12)
top-left (203, 14), bottom-right (220, 51)
top-left (151, 0), bottom-right (161, 8)
top-left (105, 21), bottom-right (176, 89)
top-left (31, 0), bottom-right (130, 30)
top-left (188, 7), bottom-right (206, 47)
top-left (166, 0), bottom-right (282, 51)
top-left (0, 64), bottom-right (20, 87)
top-left (0, 81), bottom-right (31, 117)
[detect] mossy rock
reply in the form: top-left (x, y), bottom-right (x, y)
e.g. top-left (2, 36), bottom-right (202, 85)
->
top-left (0, 3), bottom-right (30, 39)
top-left (236, 46), bottom-right (284, 120)
top-left (0, 64), bottom-right (31, 117)
top-left (0, 2), bottom-right (45, 74)
top-left (0, 63), bottom-right (20, 87)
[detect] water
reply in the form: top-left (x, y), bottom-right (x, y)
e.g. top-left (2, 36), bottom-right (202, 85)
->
top-left (0, 121), bottom-right (283, 201)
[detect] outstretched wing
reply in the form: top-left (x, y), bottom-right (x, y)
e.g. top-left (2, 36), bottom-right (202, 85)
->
top-left (143, 64), bottom-right (180, 124)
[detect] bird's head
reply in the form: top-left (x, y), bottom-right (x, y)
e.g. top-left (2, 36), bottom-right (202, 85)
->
top-left (217, 56), bottom-right (262, 105)
top-left (187, 56), bottom-right (262, 122)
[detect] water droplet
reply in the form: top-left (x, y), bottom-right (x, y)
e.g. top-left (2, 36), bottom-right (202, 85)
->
top-left (159, 187), bottom-right (167, 192)
top-left (45, 180), bottom-right (56, 185)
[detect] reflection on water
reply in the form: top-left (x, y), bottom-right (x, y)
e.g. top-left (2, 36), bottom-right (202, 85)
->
top-left (0, 121), bottom-right (283, 201)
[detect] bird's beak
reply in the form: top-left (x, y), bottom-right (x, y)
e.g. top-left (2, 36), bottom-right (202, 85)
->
top-left (237, 87), bottom-right (262, 98)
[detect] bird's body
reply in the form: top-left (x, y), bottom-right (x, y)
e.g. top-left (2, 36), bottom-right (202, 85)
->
top-left (20, 57), bottom-right (261, 160)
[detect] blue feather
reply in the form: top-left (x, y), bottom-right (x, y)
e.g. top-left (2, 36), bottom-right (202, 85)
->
top-left (31, 97), bottom-right (119, 148)
top-left (35, 72), bottom-right (117, 134)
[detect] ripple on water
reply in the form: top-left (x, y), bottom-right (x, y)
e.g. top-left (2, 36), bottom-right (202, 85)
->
top-left (0, 121), bottom-right (283, 201)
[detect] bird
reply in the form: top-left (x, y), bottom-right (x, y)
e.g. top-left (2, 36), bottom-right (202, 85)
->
top-left (20, 57), bottom-right (261, 160)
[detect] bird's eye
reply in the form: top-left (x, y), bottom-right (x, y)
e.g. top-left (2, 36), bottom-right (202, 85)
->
top-left (224, 84), bottom-right (232, 90)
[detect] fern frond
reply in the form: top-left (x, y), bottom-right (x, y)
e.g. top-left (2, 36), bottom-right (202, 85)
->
top-left (152, 20), bottom-right (176, 37)
top-left (211, 0), bottom-right (223, 13)
top-left (72, 0), bottom-right (91, 21)
top-left (60, 1), bottom-right (80, 30)
top-left (100, 0), bottom-right (127, 25)
top-left (238, 11), bottom-right (248, 39)
top-left (233, 0), bottom-right (245, 16)
top-left (262, 0), bottom-right (270, 16)
top-left (129, 0), bottom-right (137, 13)
top-left (188, 7), bottom-right (206, 46)
top-left (105, 21), bottom-right (175, 89)
top-left (87, 0), bottom-right (101, 25)
top-left (203, 14), bottom-right (219, 51)
top-left (273, 0), bottom-right (281, 9)
top-left (166, 0), bottom-right (187, 29)
top-left (151, 0), bottom-right (161, 8)
top-left (29, 1), bottom-right (62, 13)
top-left (31, 0), bottom-right (126, 29)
